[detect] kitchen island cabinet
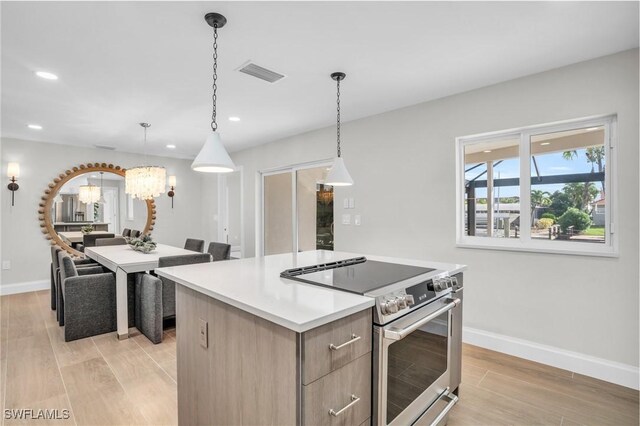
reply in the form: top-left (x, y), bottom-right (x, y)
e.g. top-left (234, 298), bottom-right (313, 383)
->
top-left (157, 251), bottom-right (377, 425)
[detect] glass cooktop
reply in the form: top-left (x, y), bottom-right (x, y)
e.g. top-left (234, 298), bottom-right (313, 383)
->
top-left (281, 257), bottom-right (436, 295)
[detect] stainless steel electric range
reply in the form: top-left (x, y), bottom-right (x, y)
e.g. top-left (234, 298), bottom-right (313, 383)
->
top-left (281, 256), bottom-right (464, 426)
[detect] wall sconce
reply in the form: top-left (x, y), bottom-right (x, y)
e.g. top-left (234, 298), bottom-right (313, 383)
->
top-left (7, 163), bottom-right (20, 206)
top-left (168, 175), bottom-right (176, 208)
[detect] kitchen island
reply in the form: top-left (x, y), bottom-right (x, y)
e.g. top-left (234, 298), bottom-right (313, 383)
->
top-left (155, 250), bottom-right (465, 426)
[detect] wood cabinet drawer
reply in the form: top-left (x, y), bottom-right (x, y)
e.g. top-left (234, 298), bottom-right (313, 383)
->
top-left (301, 308), bottom-right (372, 385)
top-left (302, 353), bottom-right (371, 426)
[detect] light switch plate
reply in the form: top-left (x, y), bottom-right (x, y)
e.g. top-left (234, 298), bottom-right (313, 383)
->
top-left (343, 198), bottom-right (349, 209)
top-left (342, 214), bottom-right (351, 225)
top-left (2, 261), bottom-right (10, 270)
top-left (349, 198), bottom-right (355, 209)
top-left (354, 215), bottom-right (361, 226)
top-left (199, 319), bottom-right (208, 348)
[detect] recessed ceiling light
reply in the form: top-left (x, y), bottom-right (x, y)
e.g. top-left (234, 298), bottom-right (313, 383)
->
top-left (35, 71), bottom-right (58, 80)
top-left (483, 150), bottom-right (492, 153)
top-left (586, 127), bottom-right (600, 132)
top-left (27, 124), bottom-right (42, 130)
top-left (541, 142), bottom-right (551, 146)
top-left (229, 117), bottom-right (241, 122)
top-left (166, 144), bottom-right (176, 149)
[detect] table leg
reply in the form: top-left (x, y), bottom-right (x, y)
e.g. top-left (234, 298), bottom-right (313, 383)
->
top-left (116, 267), bottom-right (129, 340)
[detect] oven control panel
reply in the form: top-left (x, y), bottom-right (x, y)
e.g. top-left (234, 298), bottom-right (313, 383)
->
top-left (379, 290), bottom-right (415, 315)
top-left (374, 273), bottom-right (455, 325)
top-left (430, 276), bottom-right (458, 292)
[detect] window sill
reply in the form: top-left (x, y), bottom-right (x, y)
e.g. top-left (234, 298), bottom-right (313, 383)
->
top-left (456, 238), bottom-right (618, 258)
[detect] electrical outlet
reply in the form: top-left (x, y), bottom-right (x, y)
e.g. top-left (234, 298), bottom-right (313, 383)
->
top-left (2, 261), bottom-right (10, 270)
top-left (199, 319), bottom-right (208, 348)
top-left (342, 214), bottom-right (351, 225)
top-left (354, 215), bottom-right (361, 226)
top-left (349, 198), bottom-right (355, 209)
top-left (343, 198), bottom-right (349, 209)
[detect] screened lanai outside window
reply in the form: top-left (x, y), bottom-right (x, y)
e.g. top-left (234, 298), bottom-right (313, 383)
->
top-left (530, 126), bottom-right (606, 244)
top-left (457, 116), bottom-right (616, 256)
top-left (464, 137), bottom-right (520, 239)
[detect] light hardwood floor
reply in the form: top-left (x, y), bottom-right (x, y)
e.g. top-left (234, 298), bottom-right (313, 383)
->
top-left (1, 290), bottom-right (638, 426)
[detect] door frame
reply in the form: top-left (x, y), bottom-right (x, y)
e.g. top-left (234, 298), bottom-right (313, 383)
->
top-left (257, 159), bottom-right (333, 257)
top-left (217, 166), bottom-right (245, 258)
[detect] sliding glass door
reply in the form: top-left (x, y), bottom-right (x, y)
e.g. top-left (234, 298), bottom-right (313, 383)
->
top-left (262, 162), bottom-right (334, 256)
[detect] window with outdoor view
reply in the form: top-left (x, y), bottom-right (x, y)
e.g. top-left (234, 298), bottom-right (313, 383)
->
top-left (457, 116), bottom-right (615, 256)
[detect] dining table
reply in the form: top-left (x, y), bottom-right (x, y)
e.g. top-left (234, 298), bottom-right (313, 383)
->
top-left (85, 243), bottom-right (198, 340)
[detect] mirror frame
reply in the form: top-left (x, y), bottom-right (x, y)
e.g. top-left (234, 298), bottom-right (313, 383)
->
top-left (39, 162), bottom-right (156, 256)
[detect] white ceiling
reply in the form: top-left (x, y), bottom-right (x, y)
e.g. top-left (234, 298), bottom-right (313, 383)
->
top-left (2, 1), bottom-right (638, 159)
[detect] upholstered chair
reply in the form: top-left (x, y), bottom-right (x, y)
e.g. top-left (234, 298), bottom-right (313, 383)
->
top-left (122, 228), bottom-right (132, 238)
top-left (207, 242), bottom-right (231, 261)
top-left (184, 238), bottom-right (205, 253)
top-left (77, 233), bottom-right (115, 252)
top-left (50, 246), bottom-right (97, 312)
top-left (136, 253), bottom-right (212, 343)
top-left (95, 237), bottom-right (127, 246)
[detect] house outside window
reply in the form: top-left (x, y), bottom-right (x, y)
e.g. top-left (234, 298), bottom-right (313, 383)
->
top-left (456, 115), bottom-right (617, 257)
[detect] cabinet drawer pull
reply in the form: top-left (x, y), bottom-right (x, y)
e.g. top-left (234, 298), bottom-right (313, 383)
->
top-left (329, 334), bottom-right (361, 351)
top-left (328, 394), bottom-right (360, 417)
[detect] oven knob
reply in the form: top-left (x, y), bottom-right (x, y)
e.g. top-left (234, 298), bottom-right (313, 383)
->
top-left (432, 279), bottom-right (443, 292)
top-left (445, 277), bottom-right (453, 288)
top-left (405, 294), bottom-right (415, 306)
top-left (396, 296), bottom-right (408, 309)
top-left (385, 299), bottom-right (399, 314)
top-left (450, 276), bottom-right (458, 288)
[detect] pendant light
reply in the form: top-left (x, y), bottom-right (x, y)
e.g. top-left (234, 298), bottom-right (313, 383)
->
top-left (325, 72), bottom-right (354, 186)
top-left (97, 172), bottom-right (106, 204)
top-left (191, 13), bottom-right (235, 173)
top-left (78, 183), bottom-right (100, 204)
top-left (125, 123), bottom-right (167, 200)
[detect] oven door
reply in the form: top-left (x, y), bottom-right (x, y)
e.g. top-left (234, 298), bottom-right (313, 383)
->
top-left (373, 297), bottom-right (460, 426)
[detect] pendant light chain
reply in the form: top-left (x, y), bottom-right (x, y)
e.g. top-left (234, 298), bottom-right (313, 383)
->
top-left (336, 78), bottom-right (341, 158)
top-left (211, 24), bottom-right (219, 132)
top-left (142, 123), bottom-right (150, 164)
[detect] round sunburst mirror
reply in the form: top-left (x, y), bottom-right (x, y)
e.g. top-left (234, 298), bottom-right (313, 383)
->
top-left (39, 163), bottom-right (157, 257)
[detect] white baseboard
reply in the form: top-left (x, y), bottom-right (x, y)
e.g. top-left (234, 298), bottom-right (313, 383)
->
top-left (463, 326), bottom-right (639, 390)
top-left (0, 280), bottom-right (49, 296)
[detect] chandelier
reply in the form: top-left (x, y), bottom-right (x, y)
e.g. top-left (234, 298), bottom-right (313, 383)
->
top-left (125, 123), bottom-right (166, 200)
top-left (78, 184), bottom-right (101, 204)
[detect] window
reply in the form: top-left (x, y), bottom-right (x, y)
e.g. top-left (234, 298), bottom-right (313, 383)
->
top-left (456, 116), bottom-right (616, 256)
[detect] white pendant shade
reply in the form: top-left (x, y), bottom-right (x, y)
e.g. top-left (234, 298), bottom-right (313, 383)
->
top-left (192, 132), bottom-right (235, 173)
top-left (325, 157), bottom-right (354, 186)
top-left (125, 166), bottom-right (167, 200)
top-left (78, 185), bottom-right (101, 204)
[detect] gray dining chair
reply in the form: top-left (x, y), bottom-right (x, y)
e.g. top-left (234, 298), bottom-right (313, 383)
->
top-left (136, 253), bottom-right (212, 343)
top-left (131, 229), bottom-right (142, 238)
top-left (207, 242), bottom-right (231, 261)
top-left (95, 237), bottom-right (128, 246)
top-left (122, 228), bottom-right (132, 238)
top-left (184, 238), bottom-right (205, 253)
top-left (50, 246), bottom-right (97, 312)
top-left (57, 252), bottom-right (105, 327)
top-left (77, 233), bottom-right (115, 252)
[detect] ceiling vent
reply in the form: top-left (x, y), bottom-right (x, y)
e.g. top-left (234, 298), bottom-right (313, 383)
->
top-left (237, 61), bottom-right (285, 83)
top-left (94, 144), bottom-right (116, 150)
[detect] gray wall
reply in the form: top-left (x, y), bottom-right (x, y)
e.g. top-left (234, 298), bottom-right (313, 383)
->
top-left (1, 139), bottom-right (205, 285)
top-left (226, 49), bottom-right (639, 367)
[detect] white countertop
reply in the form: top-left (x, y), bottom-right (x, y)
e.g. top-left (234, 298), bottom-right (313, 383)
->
top-left (155, 250), bottom-right (466, 333)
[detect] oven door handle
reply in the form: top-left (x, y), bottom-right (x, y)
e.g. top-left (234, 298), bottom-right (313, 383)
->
top-left (383, 298), bottom-right (461, 341)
